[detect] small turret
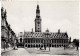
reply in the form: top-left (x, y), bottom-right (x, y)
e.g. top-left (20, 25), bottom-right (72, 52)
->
top-left (46, 28), bottom-right (49, 32)
top-left (32, 28), bottom-right (33, 32)
top-left (58, 29), bottom-right (60, 34)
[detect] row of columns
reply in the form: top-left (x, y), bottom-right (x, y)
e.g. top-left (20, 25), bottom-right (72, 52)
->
top-left (24, 39), bottom-right (68, 43)
top-left (24, 44), bottom-right (68, 48)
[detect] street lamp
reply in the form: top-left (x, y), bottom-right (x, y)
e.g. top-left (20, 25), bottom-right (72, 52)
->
top-left (46, 33), bottom-right (50, 51)
top-left (43, 32), bottom-right (51, 51)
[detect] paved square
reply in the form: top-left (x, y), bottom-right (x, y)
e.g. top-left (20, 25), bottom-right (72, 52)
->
top-left (25, 47), bottom-right (79, 55)
top-left (1, 47), bottom-right (79, 56)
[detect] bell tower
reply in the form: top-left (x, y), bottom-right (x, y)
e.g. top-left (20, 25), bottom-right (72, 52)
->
top-left (35, 3), bottom-right (41, 32)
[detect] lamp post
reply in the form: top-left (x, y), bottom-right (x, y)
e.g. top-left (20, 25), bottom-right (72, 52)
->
top-left (13, 37), bottom-right (15, 50)
top-left (46, 33), bottom-right (50, 51)
top-left (13, 34), bottom-right (17, 50)
top-left (44, 32), bottom-right (50, 51)
top-left (49, 39), bottom-right (50, 51)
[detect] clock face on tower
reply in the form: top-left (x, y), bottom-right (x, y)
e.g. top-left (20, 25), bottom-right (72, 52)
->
top-left (37, 22), bottom-right (40, 24)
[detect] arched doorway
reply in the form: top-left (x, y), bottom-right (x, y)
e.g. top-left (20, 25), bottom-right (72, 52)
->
top-left (20, 38), bottom-right (22, 43)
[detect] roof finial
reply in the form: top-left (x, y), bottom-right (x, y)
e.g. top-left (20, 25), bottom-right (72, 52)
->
top-left (58, 29), bottom-right (60, 33)
top-left (32, 28), bottom-right (33, 32)
top-left (46, 28), bottom-right (49, 32)
top-left (37, 1), bottom-right (39, 9)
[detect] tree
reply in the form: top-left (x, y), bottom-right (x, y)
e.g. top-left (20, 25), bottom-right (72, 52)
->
top-left (73, 39), bottom-right (79, 50)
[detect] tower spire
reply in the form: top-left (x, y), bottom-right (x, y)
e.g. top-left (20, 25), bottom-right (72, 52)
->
top-left (37, 1), bottom-right (39, 9)
top-left (36, 1), bottom-right (40, 18)
top-left (35, 1), bottom-right (42, 32)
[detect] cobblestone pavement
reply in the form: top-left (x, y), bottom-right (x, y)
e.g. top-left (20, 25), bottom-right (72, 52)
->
top-left (1, 47), bottom-right (13, 54)
top-left (1, 47), bottom-right (79, 56)
top-left (25, 47), bottom-right (79, 56)
top-left (1, 48), bottom-right (31, 56)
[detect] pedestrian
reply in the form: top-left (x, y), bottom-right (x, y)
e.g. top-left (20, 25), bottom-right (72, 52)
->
top-left (76, 46), bottom-right (78, 51)
top-left (64, 45), bottom-right (65, 50)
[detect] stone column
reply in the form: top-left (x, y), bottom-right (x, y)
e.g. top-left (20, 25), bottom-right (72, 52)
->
top-left (27, 39), bottom-right (28, 43)
top-left (34, 40), bottom-right (36, 43)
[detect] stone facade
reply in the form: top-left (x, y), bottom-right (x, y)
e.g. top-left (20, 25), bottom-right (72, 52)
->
top-left (23, 29), bottom-right (69, 48)
top-left (20, 4), bottom-right (69, 48)
top-left (1, 7), bottom-right (16, 49)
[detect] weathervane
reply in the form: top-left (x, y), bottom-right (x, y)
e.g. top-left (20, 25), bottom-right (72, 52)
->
top-left (37, 1), bottom-right (39, 5)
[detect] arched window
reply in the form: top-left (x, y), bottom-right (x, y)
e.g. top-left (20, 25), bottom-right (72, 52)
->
top-left (20, 38), bottom-right (22, 43)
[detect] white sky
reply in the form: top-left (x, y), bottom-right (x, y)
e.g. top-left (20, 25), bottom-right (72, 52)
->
top-left (1, 1), bottom-right (79, 40)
